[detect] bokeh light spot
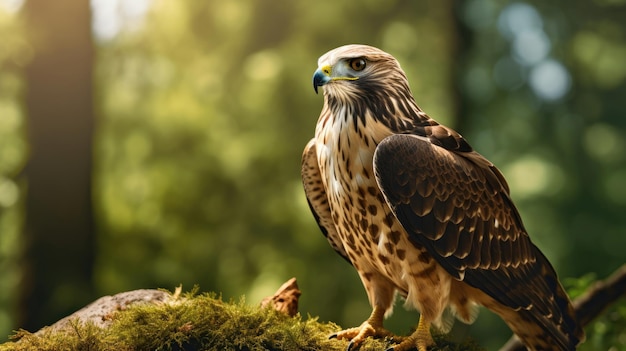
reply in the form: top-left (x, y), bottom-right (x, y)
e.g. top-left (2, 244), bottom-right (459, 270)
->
top-left (0, 0), bottom-right (22, 13)
top-left (0, 177), bottom-right (18, 208)
top-left (504, 155), bottom-right (564, 198)
top-left (244, 50), bottom-right (283, 81)
top-left (583, 123), bottom-right (624, 163)
top-left (512, 28), bottom-right (551, 65)
top-left (498, 2), bottom-right (543, 40)
top-left (91, 0), bottom-right (153, 41)
top-left (529, 59), bottom-right (571, 101)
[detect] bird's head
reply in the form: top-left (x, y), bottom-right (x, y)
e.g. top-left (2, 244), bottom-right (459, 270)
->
top-left (312, 44), bottom-right (424, 132)
top-left (312, 44), bottom-right (410, 100)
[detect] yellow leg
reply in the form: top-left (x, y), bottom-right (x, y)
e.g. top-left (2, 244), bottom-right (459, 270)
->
top-left (331, 305), bottom-right (398, 350)
top-left (388, 314), bottom-right (433, 351)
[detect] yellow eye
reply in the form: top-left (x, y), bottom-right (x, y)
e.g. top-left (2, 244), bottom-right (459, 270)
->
top-left (349, 58), bottom-right (366, 71)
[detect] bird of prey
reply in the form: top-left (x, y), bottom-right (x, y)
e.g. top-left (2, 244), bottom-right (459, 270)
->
top-left (302, 44), bottom-right (584, 351)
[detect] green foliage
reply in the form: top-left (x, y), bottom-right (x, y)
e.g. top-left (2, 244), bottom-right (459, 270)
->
top-left (91, 0), bottom-right (456, 341)
top-left (0, 0), bottom-right (625, 348)
top-left (581, 301), bottom-right (626, 351)
top-left (455, 1), bottom-right (626, 346)
top-left (0, 291), bottom-right (483, 351)
top-left (564, 275), bottom-right (626, 351)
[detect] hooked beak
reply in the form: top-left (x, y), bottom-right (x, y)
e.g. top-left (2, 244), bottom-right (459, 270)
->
top-left (312, 65), bottom-right (332, 94)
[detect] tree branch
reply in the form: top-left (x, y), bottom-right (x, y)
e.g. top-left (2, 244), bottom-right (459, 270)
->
top-left (500, 264), bottom-right (626, 351)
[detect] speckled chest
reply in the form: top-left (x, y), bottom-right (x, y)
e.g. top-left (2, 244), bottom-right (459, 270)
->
top-left (315, 111), bottom-right (409, 284)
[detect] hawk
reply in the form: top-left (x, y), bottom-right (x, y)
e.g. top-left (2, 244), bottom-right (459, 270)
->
top-left (301, 44), bottom-right (584, 351)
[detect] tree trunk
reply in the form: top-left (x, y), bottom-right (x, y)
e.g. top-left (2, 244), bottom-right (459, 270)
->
top-left (19, 0), bottom-right (95, 331)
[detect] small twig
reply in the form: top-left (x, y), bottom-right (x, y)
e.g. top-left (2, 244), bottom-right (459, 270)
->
top-left (499, 264), bottom-right (626, 351)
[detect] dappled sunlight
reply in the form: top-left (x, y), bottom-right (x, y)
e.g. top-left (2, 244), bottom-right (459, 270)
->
top-left (243, 49), bottom-right (283, 81)
top-left (512, 28), bottom-right (550, 65)
top-left (494, 2), bottom-right (572, 101)
top-left (497, 3), bottom-right (543, 40)
top-left (0, 0), bottom-right (624, 348)
top-left (91, 0), bottom-right (152, 41)
top-left (503, 154), bottom-right (565, 198)
top-left (572, 30), bottom-right (626, 89)
top-left (583, 123), bottom-right (624, 164)
top-left (528, 59), bottom-right (571, 101)
top-left (0, 179), bottom-right (18, 208)
top-left (0, 0), bottom-right (22, 14)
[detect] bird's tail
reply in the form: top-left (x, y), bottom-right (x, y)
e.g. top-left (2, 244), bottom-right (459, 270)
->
top-left (506, 251), bottom-right (584, 351)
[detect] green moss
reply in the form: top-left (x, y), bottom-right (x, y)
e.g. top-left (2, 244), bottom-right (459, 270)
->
top-left (0, 290), bottom-right (483, 351)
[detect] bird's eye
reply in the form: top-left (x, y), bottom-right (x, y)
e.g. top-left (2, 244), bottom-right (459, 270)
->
top-left (349, 58), bottom-right (366, 71)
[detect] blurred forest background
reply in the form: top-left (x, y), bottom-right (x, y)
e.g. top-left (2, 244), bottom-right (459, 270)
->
top-left (0, 0), bottom-right (625, 349)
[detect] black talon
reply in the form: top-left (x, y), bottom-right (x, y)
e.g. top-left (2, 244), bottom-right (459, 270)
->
top-left (329, 333), bottom-right (338, 339)
top-left (346, 340), bottom-right (359, 351)
top-left (346, 341), bottom-right (353, 351)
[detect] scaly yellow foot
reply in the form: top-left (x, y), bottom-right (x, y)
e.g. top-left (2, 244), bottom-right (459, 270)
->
top-left (330, 306), bottom-right (399, 350)
top-left (386, 315), bottom-right (433, 351)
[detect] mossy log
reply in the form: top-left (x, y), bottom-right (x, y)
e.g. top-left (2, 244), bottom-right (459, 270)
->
top-left (0, 283), bottom-right (481, 351)
top-left (3, 265), bottom-right (624, 351)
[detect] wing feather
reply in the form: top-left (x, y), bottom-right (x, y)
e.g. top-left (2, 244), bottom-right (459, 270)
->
top-left (373, 133), bottom-right (582, 349)
top-left (373, 134), bottom-right (530, 277)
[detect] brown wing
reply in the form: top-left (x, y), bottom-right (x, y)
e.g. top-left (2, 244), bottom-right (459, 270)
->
top-left (302, 139), bottom-right (350, 263)
top-left (373, 133), bottom-right (582, 350)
